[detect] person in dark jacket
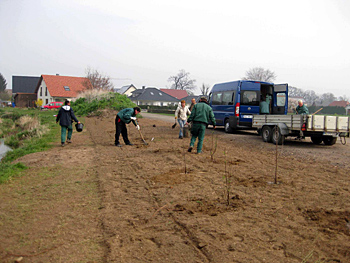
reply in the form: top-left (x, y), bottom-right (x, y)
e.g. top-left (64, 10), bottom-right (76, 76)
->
top-left (189, 98), bottom-right (196, 111)
top-left (115, 107), bottom-right (141, 147)
top-left (186, 96), bottom-right (216, 154)
top-left (56, 100), bottom-right (80, 147)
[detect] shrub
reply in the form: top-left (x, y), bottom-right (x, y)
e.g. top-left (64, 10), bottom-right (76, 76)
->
top-left (72, 91), bottom-right (136, 115)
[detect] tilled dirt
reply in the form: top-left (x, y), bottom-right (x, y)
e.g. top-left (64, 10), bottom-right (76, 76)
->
top-left (1, 110), bottom-right (349, 263)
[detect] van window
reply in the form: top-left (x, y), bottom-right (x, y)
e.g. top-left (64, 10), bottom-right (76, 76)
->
top-left (276, 93), bottom-right (286, 106)
top-left (212, 92), bottom-right (223, 105)
top-left (222, 91), bottom-right (234, 105)
top-left (241, 91), bottom-right (259, 106)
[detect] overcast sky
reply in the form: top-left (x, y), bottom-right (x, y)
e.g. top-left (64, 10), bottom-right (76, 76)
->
top-left (1, 0), bottom-right (349, 98)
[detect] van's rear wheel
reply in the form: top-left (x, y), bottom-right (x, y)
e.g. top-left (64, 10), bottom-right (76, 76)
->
top-left (272, 126), bottom-right (284, 145)
top-left (224, 119), bottom-right (234, 133)
top-left (261, 126), bottom-right (272, 142)
top-left (322, 136), bottom-right (337, 145)
top-left (311, 136), bottom-right (322, 145)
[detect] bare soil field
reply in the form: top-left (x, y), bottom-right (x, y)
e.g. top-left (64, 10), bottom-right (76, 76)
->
top-left (1, 110), bottom-right (350, 263)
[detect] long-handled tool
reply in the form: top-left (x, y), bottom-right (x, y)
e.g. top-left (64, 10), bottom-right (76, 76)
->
top-left (136, 120), bottom-right (148, 145)
top-left (312, 107), bottom-right (323, 115)
top-left (138, 128), bottom-right (148, 145)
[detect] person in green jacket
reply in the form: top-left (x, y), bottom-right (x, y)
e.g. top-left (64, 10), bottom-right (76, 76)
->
top-left (115, 107), bottom-right (141, 147)
top-left (186, 96), bottom-right (216, 154)
top-left (259, 94), bottom-right (271, 114)
top-left (296, 100), bottom-right (309, 115)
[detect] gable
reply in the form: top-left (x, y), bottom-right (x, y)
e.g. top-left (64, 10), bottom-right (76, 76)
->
top-left (118, 84), bottom-right (137, 95)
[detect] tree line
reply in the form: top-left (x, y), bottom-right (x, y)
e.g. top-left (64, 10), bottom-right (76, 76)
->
top-left (1, 67), bottom-right (348, 105)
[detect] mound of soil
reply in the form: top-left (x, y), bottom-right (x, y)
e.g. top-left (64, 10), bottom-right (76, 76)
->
top-left (1, 112), bottom-right (349, 262)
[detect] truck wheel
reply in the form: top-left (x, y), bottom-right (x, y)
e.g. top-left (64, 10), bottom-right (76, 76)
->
top-left (311, 136), bottom-right (322, 145)
top-left (224, 119), bottom-right (234, 133)
top-left (322, 136), bottom-right (337, 145)
top-left (272, 126), bottom-right (284, 145)
top-left (262, 126), bottom-right (272, 142)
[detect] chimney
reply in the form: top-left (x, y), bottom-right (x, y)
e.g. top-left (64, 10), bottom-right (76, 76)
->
top-left (56, 74), bottom-right (59, 76)
top-left (142, 86), bottom-right (145, 90)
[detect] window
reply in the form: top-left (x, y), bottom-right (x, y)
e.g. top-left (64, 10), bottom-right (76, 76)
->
top-left (276, 93), bottom-right (286, 106)
top-left (159, 93), bottom-right (162, 96)
top-left (241, 91), bottom-right (259, 106)
top-left (40, 87), bottom-right (42, 96)
top-left (46, 99), bottom-right (48, 104)
top-left (212, 92), bottom-right (222, 105)
top-left (45, 87), bottom-right (48, 96)
top-left (64, 86), bottom-right (70, 91)
top-left (150, 92), bottom-right (154, 95)
top-left (222, 91), bottom-right (234, 105)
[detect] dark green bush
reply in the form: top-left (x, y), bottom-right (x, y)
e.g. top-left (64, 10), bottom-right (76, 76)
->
top-left (308, 106), bottom-right (347, 115)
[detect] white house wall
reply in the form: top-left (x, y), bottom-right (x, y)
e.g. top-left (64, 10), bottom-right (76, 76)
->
top-left (124, 88), bottom-right (136, 96)
top-left (37, 80), bottom-right (53, 104)
top-left (137, 101), bottom-right (175, 106)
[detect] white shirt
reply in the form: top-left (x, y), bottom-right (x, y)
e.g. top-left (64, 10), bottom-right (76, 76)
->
top-left (175, 105), bottom-right (191, 120)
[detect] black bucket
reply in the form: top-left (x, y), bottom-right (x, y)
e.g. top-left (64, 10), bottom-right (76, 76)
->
top-left (75, 123), bottom-right (84, 132)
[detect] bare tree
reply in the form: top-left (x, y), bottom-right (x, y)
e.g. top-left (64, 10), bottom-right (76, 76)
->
top-left (243, 67), bottom-right (276, 82)
top-left (200, 83), bottom-right (211, 96)
top-left (320, 92), bottom-right (336, 106)
top-left (288, 86), bottom-right (305, 97)
top-left (83, 67), bottom-right (114, 91)
top-left (0, 73), bottom-right (7, 92)
top-left (303, 90), bottom-right (319, 105)
top-left (168, 69), bottom-right (196, 91)
top-left (338, 94), bottom-right (349, 102)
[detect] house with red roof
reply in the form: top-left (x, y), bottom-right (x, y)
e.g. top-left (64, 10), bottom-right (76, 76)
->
top-left (328, 100), bottom-right (349, 107)
top-left (160, 89), bottom-right (188, 100)
top-left (35, 75), bottom-right (91, 105)
top-left (328, 100), bottom-right (350, 115)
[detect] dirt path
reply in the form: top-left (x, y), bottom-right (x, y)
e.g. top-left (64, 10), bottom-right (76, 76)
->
top-left (1, 110), bottom-right (349, 263)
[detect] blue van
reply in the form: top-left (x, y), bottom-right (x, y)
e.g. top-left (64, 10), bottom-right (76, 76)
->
top-left (208, 80), bottom-right (288, 132)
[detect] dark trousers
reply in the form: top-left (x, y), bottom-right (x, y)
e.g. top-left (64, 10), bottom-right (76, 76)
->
top-left (115, 116), bottom-right (130, 145)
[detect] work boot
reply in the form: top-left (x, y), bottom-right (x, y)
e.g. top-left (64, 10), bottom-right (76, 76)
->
top-left (115, 143), bottom-right (122, 147)
top-left (126, 143), bottom-right (134, 146)
top-left (61, 142), bottom-right (65, 147)
top-left (67, 139), bottom-right (72, 143)
top-left (187, 146), bottom-right (193, 152)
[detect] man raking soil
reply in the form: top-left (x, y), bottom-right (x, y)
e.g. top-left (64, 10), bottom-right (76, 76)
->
top-left (114, 107), bottom-right (141, 147)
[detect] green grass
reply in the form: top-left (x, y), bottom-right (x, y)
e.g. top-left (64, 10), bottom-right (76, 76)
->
top-left (0, 108), bottom-right (66, 183)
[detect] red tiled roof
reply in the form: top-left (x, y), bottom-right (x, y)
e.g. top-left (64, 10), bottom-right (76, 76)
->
top-left (328, 101), bottom-right (349, 107)
top-left (160, 89), bottom-right (188, 99)
top-left (36, 75), bottom-right (91, 98)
